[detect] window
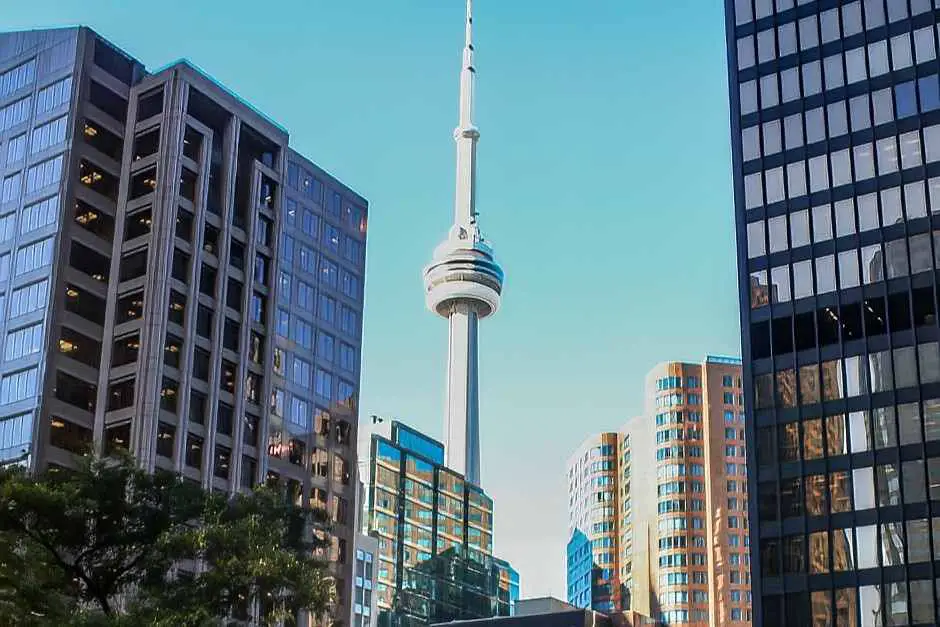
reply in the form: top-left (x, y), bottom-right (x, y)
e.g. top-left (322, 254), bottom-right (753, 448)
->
top-left (16, 237), bottom-right (55, 276)
top-left (20, 195), bottom-right (59, 234)
top-left (4, 322), bottom-right (44, 361)
top-left (321, 259), bottom-right (338, 288)
top-left (193, 348), bottom-right (211, 381)
top-left (49, 416), bottom-right (92, 455)
top-left (66, 285), bottom-right (105, 326)
top-left (214, 445), bottom-right (231, 479)
top-left (297, 280), bottom-right (315, 312)
top-left (220, 360), bottom-right (236, 394)
top-left (107, 378), bottom-right (134, 411)
top-left (320, 295), bottom-right (336, 324)
top-left (340, 306), bottom-right (358, 335)
top-left (28, 115), bottom-right (68, 155)
top-left (116, 291), bottom-right (143, 325)
top-left (160, 378), bottom-right (177, 413)
top-left (79, 159), bottom-right (118, 200)
top-left (35, 76), bottom-right (71, 114)
top-left (199, 264), bottom-right (217, 296)
top-left (340, 343), bottom-right (356, 372)
top-left (317, 332), bottom-right (334, 361)
top-left (164, 334), bottom-right (182, 368)
top-left (132, 127), bottom-right (159, 161)
top-left (254, 254), bottom-right (269, 286)
top-left (0, 367), bottom-right (37, 405)
top-left (9, 280), bottom-right (48, 319)
top-left (315, 369), bottom-right (333, 400)
top-left (250, 292), bottom-right (265, 324)
top-left (189, 390), bottom-right (206, 426)
top-left (293, 319), bottom-right (313, 349)
top-left (69, 241), bottom-right (109, 282)
top-left (111, 333), bottom-right (140, 367)
top-left (292, 356), bottom-right (311, 388)
top-left (0, 97), bottom-right (31, 134)
top-left (217, 403), bottom-right (234, 436)
top-left (341, 272), bottom-right (360, 300)
top-left (155, 422), bottom-right (175, 458)
top-left (119, 250), bottom-right (147, 282)
top-left (185, 434), bottom-right (203, 469)
top-left (223, 319), bottom-right (240, 352)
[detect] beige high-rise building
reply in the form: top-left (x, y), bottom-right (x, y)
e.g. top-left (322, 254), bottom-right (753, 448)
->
top-left (566, 356), bottom-right (751, 627)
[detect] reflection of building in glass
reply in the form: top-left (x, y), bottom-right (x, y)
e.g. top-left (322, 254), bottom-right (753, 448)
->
top-left (364, 421), bottom-right (514, 626)
top-left (729, 3), bottom-right (940, 624)
top-left (493, 558), bottom-right (520, 616)
top-left (566, 357), bottom-right (750, 625)
top-left (0, 27), bottom-right (368, 618)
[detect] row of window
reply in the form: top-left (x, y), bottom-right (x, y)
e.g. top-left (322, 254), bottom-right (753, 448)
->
top-left (742, 23), bottom-right (940, 112)
top-left (35, 76), bottom-right (72, 116)
top-left (750, 231), bottom-right (940, 310)
top-left (758, 404), bottom-right (940, 469)
top-left (0, 97), bottom-right (30, 134)
top-left (1, 154), bottom-right (64, 206)
top-left (745, 125), bottom-right (940, 211)
top-left (754, 343), bottom-right (940, 410)
top-left (759, 460), bottom-right (939, 519)
top-left (279, 268), bottom-right (360, 310)
top-left (737, 2), bottom-right (869, 69)
top-left (761, 519), bottom-right (940, 578)
top-left (742, 74), bottom-right (940, 164)
top-left (762, 583), bottom-right (933, 627)
top-left (280, 239), bottom-right (362, 300)
top-left (284, 165), bottom-right (366, 236)
top-left (0, 58), bottom-right (36, 101)
top-left (733, 0), bottom-right (932, 32)
top-left (746, 179), bottom-right (939, 261)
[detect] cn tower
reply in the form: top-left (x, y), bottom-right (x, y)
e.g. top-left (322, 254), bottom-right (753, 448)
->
top-left (423, 0), bottom-right (503, 487)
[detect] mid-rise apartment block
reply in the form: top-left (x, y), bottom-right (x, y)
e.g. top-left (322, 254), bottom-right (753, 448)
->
top-left (0, 27), bottom-right (367, 622)
top-left (725, 2), bottom-right (940, 625)
top-left (566, 357), bottom-right (751, 626)
top-left (362, 420), bottom-right (515, 626)
top-left (566, 432), bottom-right (621, 612)
top-left (353, 532), bottom-right (380, 627)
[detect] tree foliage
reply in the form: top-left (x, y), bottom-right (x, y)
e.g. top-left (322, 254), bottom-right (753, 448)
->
top-left (0, 453), bottom-right (333, 626)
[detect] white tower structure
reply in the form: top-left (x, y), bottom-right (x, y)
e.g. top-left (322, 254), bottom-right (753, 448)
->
top-left (423, 0), bottom-right (504, 487)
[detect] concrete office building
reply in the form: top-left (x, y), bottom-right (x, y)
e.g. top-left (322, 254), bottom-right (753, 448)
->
top-left (725, 1), bottom-right (940, 625)
top-left (362, 420), bottom-right (514, 626)
top-left (0, 27), bottom-right (367, 622)
top-left (566, 358), bottom-right (751, 626)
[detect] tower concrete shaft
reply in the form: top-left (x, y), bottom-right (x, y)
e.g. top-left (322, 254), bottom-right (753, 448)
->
top-left (423, 0), bottom-right (503, 487)
top-left (445, 303), bottom-right (481, 485)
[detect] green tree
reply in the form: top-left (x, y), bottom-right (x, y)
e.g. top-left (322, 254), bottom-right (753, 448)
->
top-left (0, 453), bottom-right (333, 626)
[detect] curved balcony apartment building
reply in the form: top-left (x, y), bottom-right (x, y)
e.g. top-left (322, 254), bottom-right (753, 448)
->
top-left (566, 357), bottom-right (752, 626)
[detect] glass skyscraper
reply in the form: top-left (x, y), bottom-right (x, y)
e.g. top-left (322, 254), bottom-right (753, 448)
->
top-left (363, 420), bottom-right (515, 626)
top-left (0, 27), bottom-right (368, 622)
top-left (726, 2), bottom-right (940, 625)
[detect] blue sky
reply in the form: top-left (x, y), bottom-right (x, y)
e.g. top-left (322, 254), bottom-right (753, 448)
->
top-left (7, 0), bottom-right (740, 597)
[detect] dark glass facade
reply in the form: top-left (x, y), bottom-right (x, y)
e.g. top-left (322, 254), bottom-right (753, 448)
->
top-left (366, 421), bottom-right (512, 626)
top-left (726, 1), bottom-right (940, 625)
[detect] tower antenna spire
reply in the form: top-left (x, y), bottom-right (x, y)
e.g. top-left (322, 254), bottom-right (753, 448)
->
top-left (454, 0), bottom-right (479, 230)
